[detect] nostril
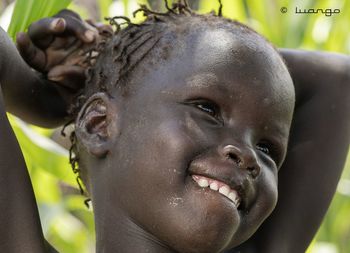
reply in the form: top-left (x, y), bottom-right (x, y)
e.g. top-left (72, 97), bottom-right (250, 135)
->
top-left (226, 153), bottom-right (242, 167)
top-left (247, 166), bottom-right (260, 179)
top-left (227, 152), bottom-right (240, 163)
top-left (222, 145), bottom-right (242, 165)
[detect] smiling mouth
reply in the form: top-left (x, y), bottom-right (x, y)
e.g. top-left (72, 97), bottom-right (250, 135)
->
top-left (191, 174), bottom-right (241, 208)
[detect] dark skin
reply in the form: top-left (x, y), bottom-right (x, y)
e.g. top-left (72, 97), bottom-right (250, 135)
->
top-left (1, 12), bottom-right (350, 253)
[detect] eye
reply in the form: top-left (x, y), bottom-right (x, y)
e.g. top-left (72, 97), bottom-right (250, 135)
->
top-left (256, 141), bottom-right (282, 165)
top-left (192, 100), bottom-right (221, 120)
top-left (256, 143), bottom-right (270, 155)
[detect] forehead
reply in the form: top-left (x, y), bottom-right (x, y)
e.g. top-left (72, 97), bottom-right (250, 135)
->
top-left (133, 27), bottom-right (294, 108)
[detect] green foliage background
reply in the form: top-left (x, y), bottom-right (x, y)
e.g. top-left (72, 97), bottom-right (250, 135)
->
top-left (1, 0), bottom-right (349, 252)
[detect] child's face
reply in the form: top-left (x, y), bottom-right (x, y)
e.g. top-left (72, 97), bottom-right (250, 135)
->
top-left (100, 28), bottom-right (294, 252)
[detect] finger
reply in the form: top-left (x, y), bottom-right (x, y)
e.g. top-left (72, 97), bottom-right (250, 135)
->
top-left (28, 17), bottom-right (66, 49)
top-left (47, 65), bottom-right (86, 90)
top-left (16, 32), bottom-right (47, 72)
top-left (47, 36), bottom-right (79, 51)
top-left (54, 10), bottom-right (98, 43)
top-left (28, 14), bottom-right (96, 49)
top-left (54, 9), bottom-right (82, 21)
top-left (98, 24), bottom-right (113, 35)
top-left (86, 19), bottom-right (113, 34)
top-left (62, 16), bottom-right (99, 43)
top-left (45, 40), bottom-right (84, 68)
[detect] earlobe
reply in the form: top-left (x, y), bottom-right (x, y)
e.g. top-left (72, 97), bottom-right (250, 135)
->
top-left (76, 92), bottom-right (117, 158)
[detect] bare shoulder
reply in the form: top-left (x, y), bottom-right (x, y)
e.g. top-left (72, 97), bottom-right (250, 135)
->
top-left (280, 49), bottom-right (350, 68)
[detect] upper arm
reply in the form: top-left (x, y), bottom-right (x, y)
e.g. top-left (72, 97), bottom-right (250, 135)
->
top-left (0, 28), bottom-right (59, 252)
top-left (280, 49), bottom-right (350, 100)
top-left (230, 49), bottom-right (350, 253)
top-left (0, 27), bottom-right (67, 128)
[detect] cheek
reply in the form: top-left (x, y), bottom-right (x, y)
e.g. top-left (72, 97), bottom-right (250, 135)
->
top-left (262, 172), bottom-right (278, 214)
top-left (155, 120), bottom-right (199, 162)
top-left (229, 169), bottom-right (278, 247)
top-left (254, 168), bottom-right (278, 217)
top-left (250, 169), bottom-right (278, 228)
top-left (111, 117), bottom-right (199, 211)
top-left (134, 119), bottom-right (201, 191)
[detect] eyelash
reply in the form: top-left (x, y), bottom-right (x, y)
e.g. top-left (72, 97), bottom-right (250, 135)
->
top-left (256, 144), bottom-right (270, 154)
top-left (256, 142), bottom-right (279, 163)
top-left (192, 100), bottom-right (220, 119)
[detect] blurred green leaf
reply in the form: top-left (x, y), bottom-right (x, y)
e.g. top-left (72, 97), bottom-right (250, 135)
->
top-left (7, 0), bottom-right (71, 41)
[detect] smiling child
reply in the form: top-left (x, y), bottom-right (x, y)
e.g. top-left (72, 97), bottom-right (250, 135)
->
top-left (0, 2), bottom-right (349, 253)
top-left (72, 13), bottom-right (294, 252)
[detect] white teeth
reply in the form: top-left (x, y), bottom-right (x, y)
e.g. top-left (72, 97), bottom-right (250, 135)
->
top-left (209, 182), bottom-right (219, 191)
top-left (228, 191), bottom-right (240, 207)
top-left (198, 178), bottom-right (209, 188)
top-left (235, 198), bottom-right (241, 208)
top-left (192, 175), bottom-right (241, 207)
top-left (228, 191), bottom-right (237, 202)
top-left (218, 185), bottom-right (230, 196)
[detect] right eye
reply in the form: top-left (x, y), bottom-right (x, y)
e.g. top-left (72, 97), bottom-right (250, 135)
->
top-left (181, 98), bottom-right (223, 125)
top-left (192, 100), bottom-right (220, 119)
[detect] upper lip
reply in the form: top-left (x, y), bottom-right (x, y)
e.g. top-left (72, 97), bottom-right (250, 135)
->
top-left (188, 161), bottom-right (256, 210)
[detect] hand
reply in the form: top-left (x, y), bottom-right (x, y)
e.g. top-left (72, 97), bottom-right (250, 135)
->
top-left (16, 9), bottom-right (112, 91)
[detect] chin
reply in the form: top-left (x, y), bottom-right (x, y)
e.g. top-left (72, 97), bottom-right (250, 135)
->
top-left (163, 213), bottom-right (241, 253)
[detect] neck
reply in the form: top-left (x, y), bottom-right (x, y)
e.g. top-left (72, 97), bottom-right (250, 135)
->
top-left (93, 202), bottom-right (175, 253)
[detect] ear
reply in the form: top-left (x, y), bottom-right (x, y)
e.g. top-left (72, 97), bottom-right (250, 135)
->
top-left (75, 92), bottom-right (119, 158)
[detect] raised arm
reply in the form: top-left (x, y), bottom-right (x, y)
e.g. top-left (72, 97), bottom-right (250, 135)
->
top-left (235, 49), bottom-right (350, 253)
top-left (0, 28), bottom-right (49, 253)
top-left (0, 11), bottom-right (104, 252)
top-left (0, 26), bottom-right (68, 127)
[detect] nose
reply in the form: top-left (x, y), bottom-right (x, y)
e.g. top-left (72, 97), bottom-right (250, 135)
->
top-left (221, 144), bottom-right (261, 178)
